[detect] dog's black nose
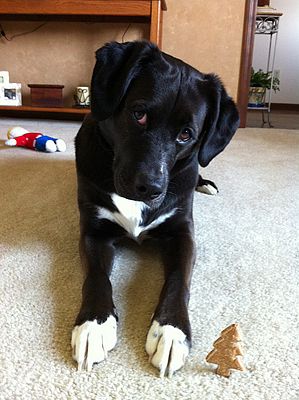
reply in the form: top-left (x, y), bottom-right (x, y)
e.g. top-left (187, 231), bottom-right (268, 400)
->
top-left (135, 175), bottom-right (164, 200)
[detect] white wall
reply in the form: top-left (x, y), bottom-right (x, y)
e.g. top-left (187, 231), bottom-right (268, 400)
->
top-left (252, 0), bottom-right (299, 104)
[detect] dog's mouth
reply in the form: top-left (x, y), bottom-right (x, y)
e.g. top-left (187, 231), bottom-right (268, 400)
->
top-left (142, 192), bottom-right (166, 208)
top-left (116, 188), bottom-right (166, 208)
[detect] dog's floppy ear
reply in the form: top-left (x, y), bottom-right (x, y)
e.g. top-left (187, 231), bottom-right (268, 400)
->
top-left (91, 41), bottom-right (159, 121)
top-left (198, 74), bottom-right (240, 167)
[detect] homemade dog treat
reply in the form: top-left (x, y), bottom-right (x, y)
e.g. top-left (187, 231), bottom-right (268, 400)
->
top-left (206, 323), bottom-right (246, 377)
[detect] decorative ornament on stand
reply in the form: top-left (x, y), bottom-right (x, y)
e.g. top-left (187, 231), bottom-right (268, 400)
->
top-left (73, 86), bottom-right (90, 108)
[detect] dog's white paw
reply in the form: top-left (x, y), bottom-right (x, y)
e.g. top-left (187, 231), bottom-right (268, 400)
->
top-left (71, 315), bottom-right (117, 371)
top-left (196, 183), bottom-right (218, 195)
top-left (145, 320), bottom-right (190, 378)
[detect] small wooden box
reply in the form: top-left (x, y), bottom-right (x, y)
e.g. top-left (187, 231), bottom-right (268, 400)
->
top-left (28, 84), bottom-right (64, 107)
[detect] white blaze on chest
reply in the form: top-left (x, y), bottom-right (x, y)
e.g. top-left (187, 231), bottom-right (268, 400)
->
top-left (97, 193), bottom-right (176, 239)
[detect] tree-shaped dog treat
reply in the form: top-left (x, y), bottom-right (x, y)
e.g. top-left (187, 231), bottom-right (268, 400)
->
top-left (206, 323), bottom-right (246, 377)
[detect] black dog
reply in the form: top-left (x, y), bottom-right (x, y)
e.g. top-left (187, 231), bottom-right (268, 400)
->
top-left (72, 41), bottom-right (239, 377)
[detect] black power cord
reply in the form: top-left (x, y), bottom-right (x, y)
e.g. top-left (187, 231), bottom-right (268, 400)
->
top-left (0, 22), bottom-right (8, 40)
top-left (0, 22), bottom-right (47, 41)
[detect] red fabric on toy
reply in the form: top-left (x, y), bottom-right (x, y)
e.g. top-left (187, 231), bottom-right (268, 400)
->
top-left (13, 133), bottom-right (42, 149)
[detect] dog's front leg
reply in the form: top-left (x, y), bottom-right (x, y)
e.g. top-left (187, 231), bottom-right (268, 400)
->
top-left (72, 231), bottom-right (118, 371)
top-left (146, 229), bottom-right (195, 377)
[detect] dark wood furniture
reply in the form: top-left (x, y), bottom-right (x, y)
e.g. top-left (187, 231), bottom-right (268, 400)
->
top-left (28, 84), bottom-right (64, 107)
top-left (0, 0), bottom-right (167, 119)
top-left (237, 0), bottom-right (258, 128)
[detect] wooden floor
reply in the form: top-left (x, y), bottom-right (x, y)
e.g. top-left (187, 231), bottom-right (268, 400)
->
top-left (246, 109), bottom-right (299, 130)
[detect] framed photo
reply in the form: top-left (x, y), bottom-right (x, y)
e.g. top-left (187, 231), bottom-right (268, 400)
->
top-left (0, 83), bottom-right (22, 106)
top-left (0, 71), bottom-right (9, 85)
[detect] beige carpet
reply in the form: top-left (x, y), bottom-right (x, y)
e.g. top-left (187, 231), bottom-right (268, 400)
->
top-left (0, 117), bottom-right (298, 400)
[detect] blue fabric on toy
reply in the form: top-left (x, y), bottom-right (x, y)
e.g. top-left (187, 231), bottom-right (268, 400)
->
top-left (35, 135), bottom-right (59, 151)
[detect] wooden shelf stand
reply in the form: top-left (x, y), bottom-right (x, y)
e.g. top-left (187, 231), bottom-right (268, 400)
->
top-left (0, 0), bottom-right (167, 120)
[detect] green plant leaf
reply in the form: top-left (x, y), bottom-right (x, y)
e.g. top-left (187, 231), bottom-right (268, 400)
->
top-left (250, 68), bottom-right (280, 92)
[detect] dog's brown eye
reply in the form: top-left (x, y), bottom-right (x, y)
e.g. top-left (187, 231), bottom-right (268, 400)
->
top-left (133, 111), bottom-right (147, 125)
top-left (177, 128), bottom-right (192, 143)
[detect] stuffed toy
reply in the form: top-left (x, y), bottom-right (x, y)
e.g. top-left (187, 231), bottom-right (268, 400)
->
top-left (5, 126), bottom-right (66, 152)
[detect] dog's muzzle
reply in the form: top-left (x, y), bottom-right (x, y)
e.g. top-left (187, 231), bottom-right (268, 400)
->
top-left (134, 172), bottom-right (164, 200)
top-left (115, 169), bottom-right (168, 207)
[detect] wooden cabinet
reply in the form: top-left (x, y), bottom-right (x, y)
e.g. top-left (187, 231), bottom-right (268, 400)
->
top-left (0, 0), bottom-right (167, 119)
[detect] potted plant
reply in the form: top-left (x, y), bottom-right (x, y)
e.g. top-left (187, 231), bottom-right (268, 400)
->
top-left (248, 68), bottom-right (280, 107)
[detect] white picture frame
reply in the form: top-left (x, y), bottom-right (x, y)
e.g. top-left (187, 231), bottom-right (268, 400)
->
top-left (0, 71), bottom-right (9, 85)
top-left (0, 83), bottom-right (22, 106)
